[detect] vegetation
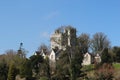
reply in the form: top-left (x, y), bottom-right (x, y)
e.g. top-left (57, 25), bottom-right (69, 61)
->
top-left (0, 62), bottom-right (8, 80)
top-left (8, 63), bottom-right (17, 80)
top-left (101, 48), bottom-right (113, 64)
top-left (77, 33), bottom-right (90, 54)
top-left (94, 63), bottom-right (114, 80)
top-left (91, 32), bottom-right (110, 53)
top-left (29, 54), bottom-right (44, 79)
top-left (19, 59), bottom-right (32, 78)
top-left (113, 63), bottom-right (120, 69)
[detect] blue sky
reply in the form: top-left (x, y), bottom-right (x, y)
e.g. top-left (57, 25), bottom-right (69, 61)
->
top-left (0, 0), bottom-right (120, 57)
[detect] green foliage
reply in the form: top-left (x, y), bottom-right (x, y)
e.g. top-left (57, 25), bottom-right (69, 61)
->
top-left (53, 49), bottom-right (70, 80)
top-left (43, 57), bottom-right (51, 79)
top-left (8, 63), bottom-right (17, 80)
top-left (77, 33), bottom-right (90, 54)
top-left (54, 46), bottom-right (84, 80)
top-left (113, 63), bottom-right (120, 69)
top-left (0, 62), bottom-right (8, 80)
top-left (101, 48), bottom-right (113, 64)
top-left (29, 55), bottom-right (44, 77)
top-left (70, 46), bottom-right (83, 80)
top-left (112, 46), bottom-right (120, 62)
top-left (40, 57), bottom-right (51, 80)
top-left (82, 64), bottom-right (94, 72)
top-left (19, 59), bottom-right (32, 78)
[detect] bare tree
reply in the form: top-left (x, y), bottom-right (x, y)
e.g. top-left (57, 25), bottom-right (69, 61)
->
top-left (77, 33), bottom-right (90, 53)
top-left (37, 44), bottom-right (50, 55)
top-left (91, 32), bottom-right (110, 53)
top-left (5, 50), bottom-right (17, 65)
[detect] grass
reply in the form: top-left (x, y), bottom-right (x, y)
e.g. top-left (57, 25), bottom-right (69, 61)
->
top-left (82, 64), bottom-right (94, 72)
top-left (113, 63), bottom-right (120, 69)
top-left (39, 76), bottom-right (48, 80)
top-left (112, 63), bottom-right (120, 79)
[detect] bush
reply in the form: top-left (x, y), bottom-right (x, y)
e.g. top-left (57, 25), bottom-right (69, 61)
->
top-left (94, 63), bottom-right (114, 80)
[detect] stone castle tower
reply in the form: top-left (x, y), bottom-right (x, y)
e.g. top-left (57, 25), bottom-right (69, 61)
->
top-left (50, 26), bottom-right (76, 50)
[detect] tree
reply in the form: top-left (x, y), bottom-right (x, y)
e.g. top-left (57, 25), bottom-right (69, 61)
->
top-left (0, 62), bottom-right (8, 80)
top-left (40, 57), bottom-right (51, 80)
top-left (69, 46), bottom-right (84, 80)
top-left (101, 48), bottom-right (113, 64)
top-left (4, 49), bottom-right (17, 66)
top-left (108, 49), bottom-right (116, 62)
top-left (91, 32), bottom-right (110, 53)
top-left (19, 59), bottom-right (32, 78)
top-left (0, 50), bottom-right (26, 79)
top-left (37, 44), bottom-right (50, 54)
top-left (29, 55), bottom-right (44, 77)
top-left (54, 46), bottom-right (84, 80)
top-left (112, 46), bottom-right (120, 62)
top-left (77, 33), bottom-right (90, 54)
top-left (8, 63), bottom-right (17, 80)
top-left (53, 47), bottom-right (70, 80)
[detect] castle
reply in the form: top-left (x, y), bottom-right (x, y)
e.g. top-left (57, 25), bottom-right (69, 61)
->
top-left (50, 26), bottom-right (76, 50)
top-left (34, 26), bottom-right (101, 66)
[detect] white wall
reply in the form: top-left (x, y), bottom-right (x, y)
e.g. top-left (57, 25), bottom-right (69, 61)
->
top-left (82, 53), bottom-right (91, 65)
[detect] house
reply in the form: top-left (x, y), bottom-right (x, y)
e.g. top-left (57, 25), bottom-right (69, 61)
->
top-left (49, 48), bottom-right (62, 71)
top-left (34, 50), bottom-right (47, 59)
top-left (94, 53), bottom-right (101, 63)
top-left (49, 49), bottom-right (56, 63)
top-left (49, 50), bottom-right (94, 66)
top-left (49, 48), bottom-right (62, 63)
top-left (82, 52), bottom-right (92, 65)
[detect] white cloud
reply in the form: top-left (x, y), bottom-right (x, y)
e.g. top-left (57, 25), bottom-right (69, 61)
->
top-left (41, 32), bottom-right (50, 38)
top-left (43, 11), bottom-right (59, 20)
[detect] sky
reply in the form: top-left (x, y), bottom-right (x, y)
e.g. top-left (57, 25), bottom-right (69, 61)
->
top-left (0, 0), bottom-right (120, 57)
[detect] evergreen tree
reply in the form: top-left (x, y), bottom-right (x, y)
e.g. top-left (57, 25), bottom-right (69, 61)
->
top-left (19, 59), bottom-right (32, 78)
top-left (54, 46), bottom-right (84, 80)
top-left (0, 62), bottom-right (8, 80)
top-left (69, 46), bottom-right (84, 80)
top-left (8, 63), bottom-right (16, 80)
top-left (29, 55), bottom-right (44, 77)
top-left (101, 48), bottom-right (112, 64)
top-left (112, 46), bottom-right (120, 62)
top-left (41, 57), bottom-right (51, 80)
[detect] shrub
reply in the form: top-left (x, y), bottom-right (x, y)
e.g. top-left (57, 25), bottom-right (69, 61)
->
top-left (94, 63), bottom-right (114, 80)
